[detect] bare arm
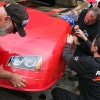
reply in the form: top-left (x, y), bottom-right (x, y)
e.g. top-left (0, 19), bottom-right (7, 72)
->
top-left (0, 68), bottom-right (27, 88)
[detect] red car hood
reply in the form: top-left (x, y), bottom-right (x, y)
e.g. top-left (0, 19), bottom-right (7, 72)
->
top-left (0, 4), bottom-right (72, 91)
top-left (0, 8), bottom-right (71, 58)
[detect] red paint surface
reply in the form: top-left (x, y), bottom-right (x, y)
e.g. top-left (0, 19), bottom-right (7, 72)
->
top-left (86, 0), bottom-right (96, 3)
top-left (0, 2), bottom-right (72, 91)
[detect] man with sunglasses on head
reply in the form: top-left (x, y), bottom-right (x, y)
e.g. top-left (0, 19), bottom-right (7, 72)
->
top-left (0, 3), bottom-right (29, 88)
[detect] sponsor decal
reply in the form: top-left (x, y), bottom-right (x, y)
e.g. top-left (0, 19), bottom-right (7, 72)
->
top-left (74, 56), bottom-right (79, 61)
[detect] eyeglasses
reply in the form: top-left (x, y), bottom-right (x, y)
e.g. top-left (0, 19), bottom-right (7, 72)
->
top-left (12, 20), bottom-right (17, 33)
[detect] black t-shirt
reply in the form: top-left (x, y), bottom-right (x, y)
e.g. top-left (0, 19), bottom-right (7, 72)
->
top-left (75, 9), bottom-right (100, 42)
top-left (62, 41), bottom-right (100, 100)
top-left (75, 9), bottom-right (100, 56)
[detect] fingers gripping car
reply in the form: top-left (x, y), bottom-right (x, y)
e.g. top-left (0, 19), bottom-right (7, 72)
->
top-left (0, 2), bottom-right (72, 91)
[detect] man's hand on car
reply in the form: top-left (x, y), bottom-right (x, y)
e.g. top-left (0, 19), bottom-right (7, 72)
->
top-left (8, 73), bottom-right (27, 88)
top-left (67, 34), bottom-right (73, 44)
top-left (73, 36), bottom-right (79, 45)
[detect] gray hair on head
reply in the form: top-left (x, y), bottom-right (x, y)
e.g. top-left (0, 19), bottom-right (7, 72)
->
top-left (0, 23), bottom-right (12, 36)
top-left (89, 7), bottom-right (100, 20)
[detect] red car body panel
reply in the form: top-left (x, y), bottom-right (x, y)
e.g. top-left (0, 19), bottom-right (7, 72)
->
top-left (0, 2), bottom-right (72, 91)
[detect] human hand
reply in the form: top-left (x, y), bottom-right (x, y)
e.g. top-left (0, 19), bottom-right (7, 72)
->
top-left (74, 25), bottom-right (79, 32)
top-left (73, 36), bottom-right (79, 45)
top-left (9, 73), bottom-right (27, 88)
top-left (75, 29), bottom-right (88, 41)
top-left (67, 34), bottom-right (73, 44)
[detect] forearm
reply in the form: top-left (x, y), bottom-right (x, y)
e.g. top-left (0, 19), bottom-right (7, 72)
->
top-left (0, 68), bottom-right (12, 80)
top-left (78, 39), bottom-right (92, 56)
top-left (0, 68), bottom-right (26, 88)
top-left (62, 43), bottom-right (73, 65)
top-left (84, 39), bottom-right (92, 50)
top-left (79, 35), bottom-right (91, 49)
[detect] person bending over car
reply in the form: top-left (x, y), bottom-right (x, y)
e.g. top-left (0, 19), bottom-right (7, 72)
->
top-left (51, 30), bottom-right (100, 100)
top-left (0, 3), bottom-right (29, 88)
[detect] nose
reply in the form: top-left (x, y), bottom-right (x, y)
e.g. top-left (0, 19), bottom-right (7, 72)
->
top-left (85, 18), bottom-right (88, 23)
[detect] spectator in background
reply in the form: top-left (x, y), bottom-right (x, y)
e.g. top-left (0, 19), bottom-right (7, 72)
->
top-left (88, 2), bottom-right (94, 8)
top-left (97, 1), bottom-right (100, 8)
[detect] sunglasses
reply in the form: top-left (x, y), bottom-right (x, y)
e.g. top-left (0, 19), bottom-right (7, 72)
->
top-left (12, 20), bottom-right (17, 34)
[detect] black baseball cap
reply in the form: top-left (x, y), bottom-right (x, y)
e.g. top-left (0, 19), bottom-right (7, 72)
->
top-left (4, 3), bottom-right (29, 37)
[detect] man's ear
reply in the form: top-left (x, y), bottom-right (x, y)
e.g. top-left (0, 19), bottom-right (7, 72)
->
top-left (3, 15), bottom-right (11, 23)
top-left (95, 46), bottom-right (98, 52)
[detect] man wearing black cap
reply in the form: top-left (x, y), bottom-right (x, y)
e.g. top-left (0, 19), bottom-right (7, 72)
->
top-left (0, 3), bottom-right (29, 37)
top-left (0, 3), bottom-right (29, 88)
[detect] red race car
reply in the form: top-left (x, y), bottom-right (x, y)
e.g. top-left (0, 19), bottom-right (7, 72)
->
top-left (0, 0), bottom-right (72, 91)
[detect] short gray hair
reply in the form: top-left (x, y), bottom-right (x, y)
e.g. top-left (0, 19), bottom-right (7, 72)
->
top-left (0, 23), bottom-right (12, 36)
top-left (89, 7), bottom-right (100, 20)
